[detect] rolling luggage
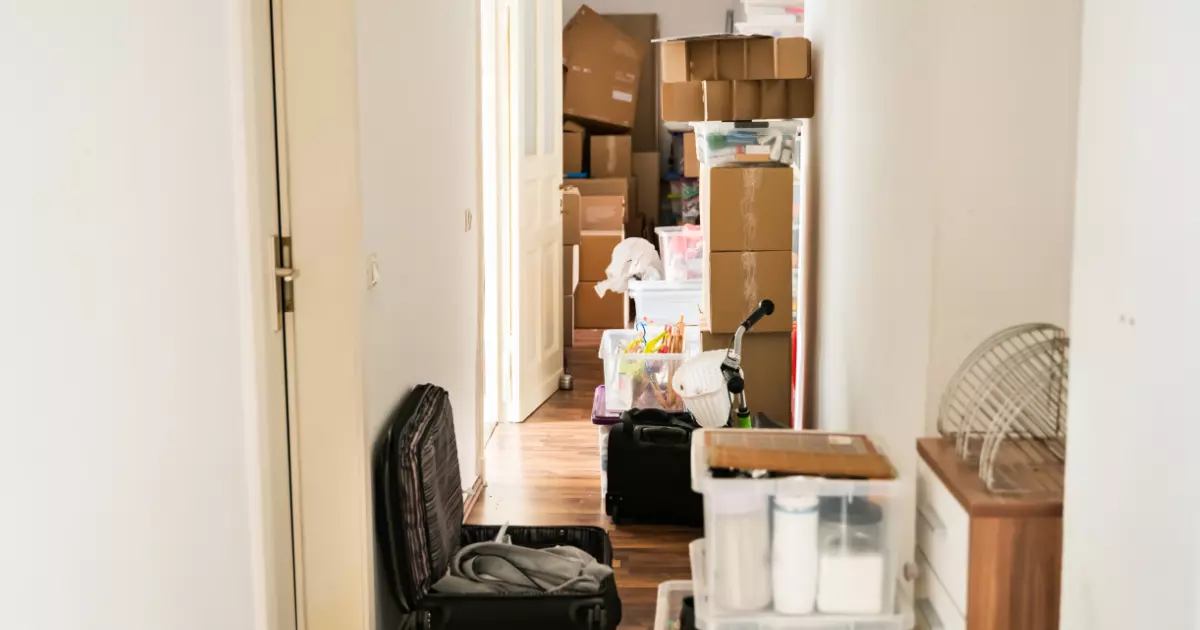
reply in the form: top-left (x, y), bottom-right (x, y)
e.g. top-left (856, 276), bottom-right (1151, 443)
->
top-left (604, 408), bottom-right (704, 526)
top-left (374, 384), bottom-right (622, 630)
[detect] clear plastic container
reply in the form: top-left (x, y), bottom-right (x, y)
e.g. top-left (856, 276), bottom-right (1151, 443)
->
top-left (628, 279), bottom-right (704, 326)
top-left (691, 429), bottom-right (912, 630)
top-left (656, 225), bottom-right (705, 281)
top-left (599, 327), bottom-right (702, 414)
top-left (691, 121), bottom-right (801, 167)
top-left (591, 386), bottom-right (621, 494)
top-left (653, 580), bottom-right (694, 630)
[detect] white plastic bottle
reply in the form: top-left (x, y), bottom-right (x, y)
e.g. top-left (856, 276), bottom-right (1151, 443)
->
top-left (771, 495), bottom-right (821, 614)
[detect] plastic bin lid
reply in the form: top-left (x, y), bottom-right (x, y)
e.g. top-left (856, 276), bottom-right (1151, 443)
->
top-left (591, 386), bottom-right (621, 425)
top-left (626, 279), bottom-right (703, 296)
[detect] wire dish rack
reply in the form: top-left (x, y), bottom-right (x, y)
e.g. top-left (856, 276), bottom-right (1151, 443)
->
top-left (936, 323), bottom-right (1069, 494)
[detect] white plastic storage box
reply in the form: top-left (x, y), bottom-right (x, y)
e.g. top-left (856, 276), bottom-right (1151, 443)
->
top-left (692, 121), bottom-right (801, 167)
top-left (628, 279), bottom-right (703, 326)
top-left (653, 580), bottom-right (694, 630)
top-left (656, 225), bottom-right (704, 282)
top-left (691, 429), bottom-right (912, 630)
top-left (599, 327), bottom-right (701, 415)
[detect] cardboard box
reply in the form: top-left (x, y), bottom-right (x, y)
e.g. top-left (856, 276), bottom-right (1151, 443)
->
top-left (683, 133), bottom-right (700, 178)
top-left (563, 122), bottom-right (586, 174)
top-left (731, 80), bottom-right (760, 121)
top-left (579, 232), bottom-right (622, 282)
top-left (576, 281), bottom-right (627, 329)
top-left (563, 295), bottom-right (575, 347)
top-left (590, 135), bottom-right (632, 178)
top-left (702, 331), bottom-right (793, 427)
top-left (703, 81), bottom-right (732, 121)
top-left (704, 251), bottom-right (793, 334)
top-left (564, 6), bottom-right (648, 129)
top-left (703, 166), bottom-right (794, 251)
top-left (573, 177), bottom-right (637, 224)
top-left (662, 81), bottom-right (705, 123)
top-left (607, 14), bottom-right (660, 152)
top-left (786, 79), bottom-right (816, 119)
top-left (579, 195), bottom-right (626, 231)
top-left (563, 244), bottom-right (579, 294)
top-left (632, 152), bottom-right (661, 219)
top-left (658, 34), bottom-right (773, 82)
top-left (760, 79), bottom-right (789, 119)
top-left (775, 37), bottom-right (812, 79)
top-left (746, 38), bottom-right (777, 80)
top-left (561, 187), bottom-right (581, 245)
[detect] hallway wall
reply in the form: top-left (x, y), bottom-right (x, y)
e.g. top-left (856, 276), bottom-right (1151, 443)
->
top-left (1059, 1), bottom-right (1200, 627)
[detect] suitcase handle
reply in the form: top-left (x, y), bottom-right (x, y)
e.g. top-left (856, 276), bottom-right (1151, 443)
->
top-left (566, 599), bottom-right (605, 630)
top-left (634, 425), bottom-right (689, 446)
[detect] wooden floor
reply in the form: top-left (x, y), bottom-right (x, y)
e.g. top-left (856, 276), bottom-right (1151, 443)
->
top-left (467, 331), bottom-right (699, 629)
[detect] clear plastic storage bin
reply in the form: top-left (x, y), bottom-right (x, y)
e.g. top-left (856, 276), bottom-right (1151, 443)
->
top-left (628, 279), bottom-right (703, 326)
top-left (656, 225), bottom-right (705, 282)
top-left (599, 327), bottom-right (701, 415)
top-left (591, 386), bottom-right (621, 495)
top-left (653, 580), bottom-right (694, 630)
top-left (691, 429), bottom-right (912, 630)
top-left (692, 121), bottom-right (801, 167)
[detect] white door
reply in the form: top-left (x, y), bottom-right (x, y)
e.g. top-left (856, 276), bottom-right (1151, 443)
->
top-left (511, 0), bottom-right (564, 420)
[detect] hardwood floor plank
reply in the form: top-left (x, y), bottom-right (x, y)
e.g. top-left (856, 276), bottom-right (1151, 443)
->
top-left (467, 330), bottom-right (697, 629)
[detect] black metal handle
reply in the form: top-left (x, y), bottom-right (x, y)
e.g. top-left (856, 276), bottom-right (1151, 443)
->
top-left (635, 425), bottom-right (689, 447)
top-left (739, 299), bottom-right (775, 332)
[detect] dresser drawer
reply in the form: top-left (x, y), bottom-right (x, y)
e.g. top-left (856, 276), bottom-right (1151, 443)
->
top-left (916, 549), bottom-right (967, 630)
top-left (916, 458), bottom-right (970, 614)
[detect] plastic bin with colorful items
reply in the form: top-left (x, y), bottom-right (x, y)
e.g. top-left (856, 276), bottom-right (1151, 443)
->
top-left (653, 429), bottom-right (914, 630)
top-left (691, 121), bottom-right (800, 167)
top-left (599, 322), bottom-right (701, 415)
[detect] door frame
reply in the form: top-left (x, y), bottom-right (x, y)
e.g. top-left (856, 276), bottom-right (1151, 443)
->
top-left (228, 0), bottom-right (300, 629)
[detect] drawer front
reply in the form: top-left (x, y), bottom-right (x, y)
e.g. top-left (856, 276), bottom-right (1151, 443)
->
top-left (916, 459), bottom-right (970, 614)
top-left (916, 550), bottom-right (967, 630)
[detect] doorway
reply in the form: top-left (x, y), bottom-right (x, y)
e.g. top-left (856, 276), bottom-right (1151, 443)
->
top-left (481, 0), bottom-right (566, 435)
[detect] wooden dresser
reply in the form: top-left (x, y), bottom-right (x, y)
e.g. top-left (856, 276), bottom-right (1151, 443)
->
top-left (914, 438), bottom-right (1063, 630)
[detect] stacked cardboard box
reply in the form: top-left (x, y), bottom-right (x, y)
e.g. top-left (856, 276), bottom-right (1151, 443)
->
top-left (561, 6), bottom-right (661, 331)
top-left (700, 164), bottom-right (795, 425)
top-left (658, 35), bottom-right (814, 122)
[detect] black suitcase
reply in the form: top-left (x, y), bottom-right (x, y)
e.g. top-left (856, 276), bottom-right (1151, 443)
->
top-left (604, 408), bottom-right (704, 526)
top-left (374, 384), bottom-right (622, 630)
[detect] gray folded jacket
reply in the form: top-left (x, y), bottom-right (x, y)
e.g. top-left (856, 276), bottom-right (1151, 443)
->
top-left (432, 542), bottom-right (613, 596)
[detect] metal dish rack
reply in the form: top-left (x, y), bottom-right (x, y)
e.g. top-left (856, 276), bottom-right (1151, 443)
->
top-left (936, 323), bottom-right (1069, 493)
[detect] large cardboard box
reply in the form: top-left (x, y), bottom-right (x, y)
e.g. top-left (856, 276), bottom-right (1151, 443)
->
top-left (563, 295), bottom-right (575, 347)
top-left (563, 122), bottom-right (586, 174)
top-left (632, 152), bottom-right (660, 219)
top-left (760, 79), bottom-right (789, 120)
top-left (576, 282), bottom-right (627, 329)
top-left (573, 177), bottom-right (637, 222)
top-left (683, 133), bottom-right (700, 178)
top-left (564, 6), bottom-right (647, 130)
top-left (786, 79), bottom-right (816, 119)
top-left (579, 195), bottom-right (626, 231)
top-left (702, 166), bottom-right (794, 252)
top-left (561, 187), bottom-right (581, 245)
top-left (579, 232), bottom-right (622, 282)
top-left (661, 81), bottom-right (705, 122)
top-left (704, 251), bottom-right (792, 334)
top-left (606, 14), bottom-right (660, 152)
top-left (591, 135), bottom-right (632, 178)
top-left (775, 37), bottom-right (812, 79)
top-left (563, 244), bottom-right (579, 294)
top-left (659, 35), bottom-right (776, 82)
top-left (703, 331), bottom-right (793, 427)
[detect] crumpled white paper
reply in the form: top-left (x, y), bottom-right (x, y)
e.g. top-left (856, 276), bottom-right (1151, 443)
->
top-left (595, 237), bottom-right (663, 297)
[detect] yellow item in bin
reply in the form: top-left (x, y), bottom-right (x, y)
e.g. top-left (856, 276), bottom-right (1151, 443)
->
top-left (615, 319), bottom-right (688, 410)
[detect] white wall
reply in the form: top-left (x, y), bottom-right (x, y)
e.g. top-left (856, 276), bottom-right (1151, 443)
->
top-left (0, 2), bottom-right (267, 629)
top-left (355, 0), bottom-right (480, 625)
top-left (805, 0), bottom-right (1081, 595)
top-left (1059, 2), bottom-right (1200, 628)
top-left (562, 0), bottom-right (739, 38)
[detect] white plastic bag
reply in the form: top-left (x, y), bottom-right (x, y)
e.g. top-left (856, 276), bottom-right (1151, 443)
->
top-left (594, 237), bottom-right (664, 297)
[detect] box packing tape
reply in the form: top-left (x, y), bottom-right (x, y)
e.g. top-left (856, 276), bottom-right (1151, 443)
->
top-left (741, 252), bottom-right (759, 315)
top-left (606, 137), bottom-right (617, 174)
top-left (739, 169), bottom-right (761, 250)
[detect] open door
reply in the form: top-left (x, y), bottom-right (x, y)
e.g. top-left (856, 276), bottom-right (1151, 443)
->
top-left (511, 0), bottom-right (564, 420)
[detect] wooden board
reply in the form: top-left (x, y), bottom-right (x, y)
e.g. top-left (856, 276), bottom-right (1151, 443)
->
top-left (918, 438), bottom-right (1063, 518)
top-left (968, 516), bottom-right (1063, 630)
